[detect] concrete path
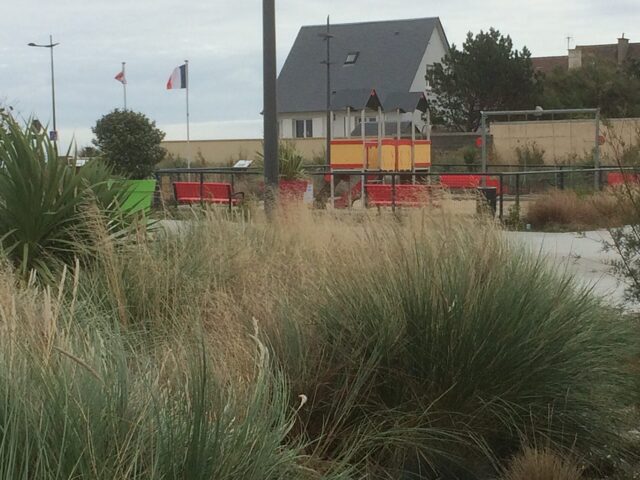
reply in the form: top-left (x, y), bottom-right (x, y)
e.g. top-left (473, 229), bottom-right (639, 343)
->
top-left (505, 230), bottom-right (638, 311)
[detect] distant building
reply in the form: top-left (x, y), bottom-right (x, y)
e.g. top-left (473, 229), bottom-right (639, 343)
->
top-left (532, 35), bottom-right (640, 74)
top-left (277, 17), bottom-right (449, 139)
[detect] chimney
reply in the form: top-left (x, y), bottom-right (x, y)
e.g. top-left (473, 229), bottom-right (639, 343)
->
top-left (618, 34), bottom-right (630, 65)
top-left (568, 48), bottom-right (582, 69)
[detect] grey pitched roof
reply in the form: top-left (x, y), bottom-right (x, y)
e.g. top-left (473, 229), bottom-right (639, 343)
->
top-left (277, 17), bottom-right (444, 114)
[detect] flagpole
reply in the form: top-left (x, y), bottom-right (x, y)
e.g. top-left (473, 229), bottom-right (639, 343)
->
top-left (122, 62), bottom-right (127, 110)
top-left (185, 59), bottom-right (191, 170)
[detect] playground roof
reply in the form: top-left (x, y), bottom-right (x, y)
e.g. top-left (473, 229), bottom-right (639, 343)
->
top-left (383, 91), bottom-right (429, 113)
top-left (277, 17), bottom-right (446, 114)
top-left (331, 88), bottom-right (382, 111)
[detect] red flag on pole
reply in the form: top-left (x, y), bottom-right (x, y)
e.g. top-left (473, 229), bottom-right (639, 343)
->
top-left (115, 70), bottom-right (126, 84)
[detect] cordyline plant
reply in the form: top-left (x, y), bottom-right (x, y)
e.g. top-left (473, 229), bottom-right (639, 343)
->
top-left (256, 141), bottom-right (306, 181)
top-left (0, 115), bottom-right (144, 282)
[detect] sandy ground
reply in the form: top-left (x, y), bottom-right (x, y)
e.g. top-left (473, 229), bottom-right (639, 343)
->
top-left (505, 229), bottom-right (637, 311)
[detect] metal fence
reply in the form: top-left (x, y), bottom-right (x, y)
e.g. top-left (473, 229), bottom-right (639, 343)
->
top-left (154, 166), bottom-right (640, 221)
top-left (430, 163), bottom-right (590, 173)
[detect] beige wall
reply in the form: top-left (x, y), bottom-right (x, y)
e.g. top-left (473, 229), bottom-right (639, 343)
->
top-left (492, 118), bottom-right (640, 164)
top-left (162, 138), bottom-right (326, 166)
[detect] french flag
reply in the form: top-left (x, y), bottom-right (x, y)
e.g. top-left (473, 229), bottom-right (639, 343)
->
top-left (166, 64), bottom-right (187, 89)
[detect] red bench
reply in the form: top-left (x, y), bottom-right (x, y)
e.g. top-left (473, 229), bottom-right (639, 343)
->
top-left (173, 182), bottom-right (244, 208)
top-left (365, 184), bottom-right (433, 207)
top-left (439, 175), bottom-right (504, 194)
top-left (607, 172), bottom-right (640, 186)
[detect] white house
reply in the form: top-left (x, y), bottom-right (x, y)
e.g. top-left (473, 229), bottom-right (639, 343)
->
top-left (276, 17), bottom-right (450, 139)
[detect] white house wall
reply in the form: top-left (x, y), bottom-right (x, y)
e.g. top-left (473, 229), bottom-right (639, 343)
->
top-left (313, 117), bottom-right (324, 138)
top-left (279, 112), bottom-right (326, 139)
top-left (279, 110), bottom-right (427, 139)
top-left (409, 26), bottom-right (448, 93)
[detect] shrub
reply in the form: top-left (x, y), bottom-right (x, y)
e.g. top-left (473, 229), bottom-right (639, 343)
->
top-left (463, 145), bottom-right (481, 171)
top-left (0, 117), bottom-right (138, 281)
top-left (93, 109), bottom-right (166, 179)
top-left (515, 142), bottom-right (546, 167)
top-left (268, 218), bottom-right (638, 477)
top-left (604, 125), bottom-right (640, 302)
top-left (524, 189), bottom-right (629, 231)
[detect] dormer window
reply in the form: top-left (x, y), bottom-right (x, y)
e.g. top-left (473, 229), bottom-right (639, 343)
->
top-left (344, 52), bottom-right (359, 65)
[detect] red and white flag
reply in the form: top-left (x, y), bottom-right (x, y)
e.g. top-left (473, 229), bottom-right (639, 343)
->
top-left (167, 64), bottom-right (187, 89)
top-left (114, 70), bottom-right (126, 85)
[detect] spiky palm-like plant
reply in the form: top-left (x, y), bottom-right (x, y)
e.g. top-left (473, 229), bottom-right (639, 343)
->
top-left (0, 116), bottom-right (138, 281)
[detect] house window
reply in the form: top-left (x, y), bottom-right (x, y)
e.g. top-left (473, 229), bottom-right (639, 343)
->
top-left (294, 119), bottom-right (313, 138)
top-left (344, 52), bottom-right (359, 65)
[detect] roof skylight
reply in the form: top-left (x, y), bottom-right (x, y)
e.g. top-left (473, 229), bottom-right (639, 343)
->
top-left (344, 52), bottom-right (359, 65)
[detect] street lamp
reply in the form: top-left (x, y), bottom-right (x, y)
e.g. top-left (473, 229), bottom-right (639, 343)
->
top-left (263, 0), bottom-right (278, 215)
top-left (28, 35), bottom-right (59, 147)
top-left (319, 16), bottom-right (333, 167)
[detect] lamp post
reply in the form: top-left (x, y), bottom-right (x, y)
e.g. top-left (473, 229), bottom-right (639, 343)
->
top-left (28, 35), bottom-right (59, 148)
top-left (319, 17), bottom-right (333, 167)
top-left (263, 0), bottom-right (278, 216)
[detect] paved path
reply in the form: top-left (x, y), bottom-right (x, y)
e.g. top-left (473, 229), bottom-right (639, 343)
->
top-left (505, 230), bottom-right (638, 311)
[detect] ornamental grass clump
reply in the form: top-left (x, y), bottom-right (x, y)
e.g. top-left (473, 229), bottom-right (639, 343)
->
top-left (0, 266), bottom-right (340, 480)
top-left (524, 189), bottom-right (629, 231)
top-left (502, 447), bottom-right (584, 480)
top-left (267, 216), bottom-right (639, 477)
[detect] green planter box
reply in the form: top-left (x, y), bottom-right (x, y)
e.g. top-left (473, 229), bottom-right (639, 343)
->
top-left (122, 179), bottom-right (156, 213)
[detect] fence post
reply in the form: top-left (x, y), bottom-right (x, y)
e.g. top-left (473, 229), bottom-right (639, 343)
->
top-left (199, 171), bottom-right (204, 207)
top-left (515, 173), bottom-right (520, 209)
top-left (594, 109), bottom-right (601, 190)
top-left (499, 174), bottom-right (504, 221)
top-left (598, 168), bottom-right (604, 191)
top-left (558, 166), bottom-right (565, 190)
top-left (392, 173), bottom-right (397, 213)
top-left (330, 172), bottom-right (335, 209)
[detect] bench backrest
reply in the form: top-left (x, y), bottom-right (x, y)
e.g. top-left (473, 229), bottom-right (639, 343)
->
top-left (439, 175), bottom-right (481, 189)
top-left (174, 182), bottom-right (201, 200)
top-left (202, 182), bottom-right (232, 200)
top-left (608, 172), bottom-right (640, 186)
top-left (365, 184), bottom-right (392, 203)
top-left (174, 182), bottom-right (232, 201)
top-left (395, 184), bottom-right (430, 202)
top-left (439, 175), bottom-right (501, 193)
top-left (365, 184), bottom-right (430, 203)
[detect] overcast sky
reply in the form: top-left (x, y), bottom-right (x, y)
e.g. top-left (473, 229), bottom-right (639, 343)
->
top-left (0, 0), bottom-right (637, 148)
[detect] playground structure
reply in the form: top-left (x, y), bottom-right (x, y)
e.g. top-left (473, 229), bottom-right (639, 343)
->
top-left (327, 89), bottom-right (433, 208)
